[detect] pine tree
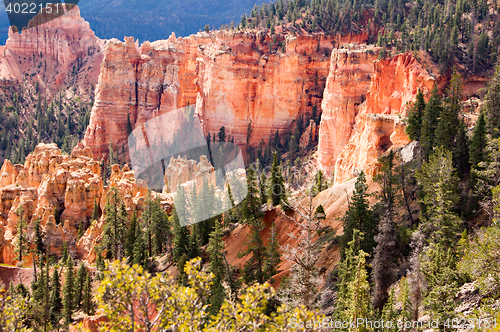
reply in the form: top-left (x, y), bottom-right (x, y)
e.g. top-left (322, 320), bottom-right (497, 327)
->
top-left (259, 172), bottom-right (268, 205)
top-left (218, 126), bottom-right (226, 142)
top-left (406, 89), bottom-right (426, 141)
top-left (34, 218), bottom-right (44, 256)
top-left (83, 272), bottom-right (94, 315)
top-left (91, 197), bottom-right (99, 222)
top-left (207, 219), bottom-right (226, 315)
top-left (415, 147), bottom-right (462, 247)
top-left (49, 268), bottom-right (62, 326)
top-left (14, 207), bottom-right (28, 263)
top-left (485, 63), bottom-right (500, 138)
top-left (133, 222), bottom-right (146, 267)
top-left (269, 151), bottom-right (286, 207)
top-left (152, 197), bottom-right (170, 255)
top-left (126, 112), bottom-right (133, 135)
top-left (63, 257), bottom-right (74, 327)
top-left (346, 250), bottom-right (372, 329)
top-left (420, 86), bottom-right (443, 160)
top-left (238, 218), bottom-right (266, 284)
top-left (372, 211), bottom-right (397, 313)
top-left (340, 171), bottom-right (376, 260)
top-left (470, 111), bottom-right (487, 170)
top-left (126, 210), bottom-right (138, 261)
top-left (242, 164), bottom-right (260, 221)
top-left (313, 170), bottom-right (326, 195)
top-left (263, 222), bottom-right (281, 279)
top-left (74, 263), bottom-right (87, 309)
top-left (102, 187), bottom-right (127, 259)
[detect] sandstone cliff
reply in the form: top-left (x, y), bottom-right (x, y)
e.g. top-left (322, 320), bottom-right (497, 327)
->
top-left (318, 50), bottom-right (439, 183)
top-left (83, 31), bottom-right (345, 158)
top-left (0, 5), bottom-right (104, 96)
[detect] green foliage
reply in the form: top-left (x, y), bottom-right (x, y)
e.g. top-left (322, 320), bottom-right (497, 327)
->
top-left (458, 222), bottom-right (500, 297)
top-left (63, 257), bottom-right (74, 327)
top-left (340, 171), bottom-right (376, 260)
top-left (485, 63), bottom-right (500, 138)
top-left (269, 151), bottom-right (286, 207)
top-left (415, 147), bottom-right (462, 247)
top-left (420, 242), bottom-right (462, 330)
top-left (14, 206), bottom-right (28, 263)
top-left (470, 111), bottom-right (487, 170)
top-left (49, 268), bottom-right (62, 327)
top-left (238, 218), bottom-right (267, 284)
top-left (207, 219), bottom-right (226, 315)
top-left (420, 86), bottom-right (443, 160)
top-left (102, 186), bottom-right (128, 260)
top-left (406, 89), bottom-right (426, 141)
top-left (263, 222), bottom-right (281, 280)
top-left (74, 263), bottom-right (87, 310)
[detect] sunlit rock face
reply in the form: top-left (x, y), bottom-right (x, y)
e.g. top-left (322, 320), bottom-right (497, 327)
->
top-left (318, 50), bottom-right (439, 183)
top-left (0, 143), bottom-right (155, 265)
top-left (82, 31), bottom-right (344, 159)
top-left (0, 5), bottom-right (104, 94)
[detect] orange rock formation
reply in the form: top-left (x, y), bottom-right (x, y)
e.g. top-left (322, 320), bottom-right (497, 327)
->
top-left (318, 50), bottom-right (439, 183)
top-left (0, 5), bottom-right (104, 95)
top-left (83, 31), bottom-right (342, 158)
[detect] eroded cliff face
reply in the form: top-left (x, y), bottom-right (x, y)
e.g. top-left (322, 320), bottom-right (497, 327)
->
top-left (318, 51), bottom-right (439, 183)
top-left (0, 143), bottom-right (152, 265)
top-left (0, 5), bottom-right (104, 95)
top-left (317, 45), bottom-right (380, 174)
top-left (83, 31), bottom-right (341, 158)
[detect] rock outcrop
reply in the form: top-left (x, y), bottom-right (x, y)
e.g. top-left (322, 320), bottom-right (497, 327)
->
top-left (317, 45), bottom-right (380, 174)
top-left (0, 143), bottom-right (153, 265)
top-left (318, 51), bottom-right (439, 183)
top-left (0, 5), bottom-right (104, 94)
top-left (83, 31), bottom-right (348, 158)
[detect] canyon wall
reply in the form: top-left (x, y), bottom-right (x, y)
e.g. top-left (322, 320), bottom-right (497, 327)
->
top-left (318, 51), bottom-right (439, 183)
top-left (83, 30), bottom-right (342, 158)
top-left (0, 5), bottom-right (104, 95)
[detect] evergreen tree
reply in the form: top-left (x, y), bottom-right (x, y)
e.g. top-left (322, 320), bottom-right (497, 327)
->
top-left (313, 170), bottom-right (326, 195)
top-left (83, 272), bottom-right (94, 315)
top-left (133, 222), bottom-right (147, 267)
top-left (74, 263), bottom-right (87, 309)
top-left (420, 86), bottom-right (443, 160)
top-left (14, 207), bottom-right (28, 263)
top-left (406, 89), bottom-right (426, 141)
top-left (372, 211), bottom-right (397, 313)
top-left (259, 172), bottom-right (268, 205)
top-left (340, 171), bottom-right (376, 260)
top-left (485, 63), bottom-right (500, 138)
top-left (269, 151), bottom-right (286, 207)
top-left (91, 197), bottom-right (99, 222)
top-left (218, 126), bottom-right (226, 142)
top-left (126, 210), bottom-right (138, 261)
top-left (126, 112), bottom-right (133, 135)
top-left (102, 187), bottom-right (127, 260)
top-left (242, 164), bottom-right (260, 221)
top-left (152, 197), bottom-right (170, 256)
top-left (470, 111), bottom-right (487, 169)
top-left (207, 219), bottom-right (226, 315)
top-left (63, 257), bottom-right (74, 327)
top-left (415, 147), bottom-right (462, 247)
top-left (238, 218), bottom-right (266, 284)
top-left (49, 268), bottom-right (62, 326)
top-left (263, 221), bottom-right (281, 279)
top-left (34, 218), bottom-right (45, 256)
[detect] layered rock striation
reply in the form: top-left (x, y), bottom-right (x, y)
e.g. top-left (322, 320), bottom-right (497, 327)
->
top-left (318, 50), bottom-right (439, 183)
top-left (0, 143), bottom-right (152, 264)
top-left (83, 31), bottom-right (345, 158)
top-left (0, 5), bottom-right (104, 94)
